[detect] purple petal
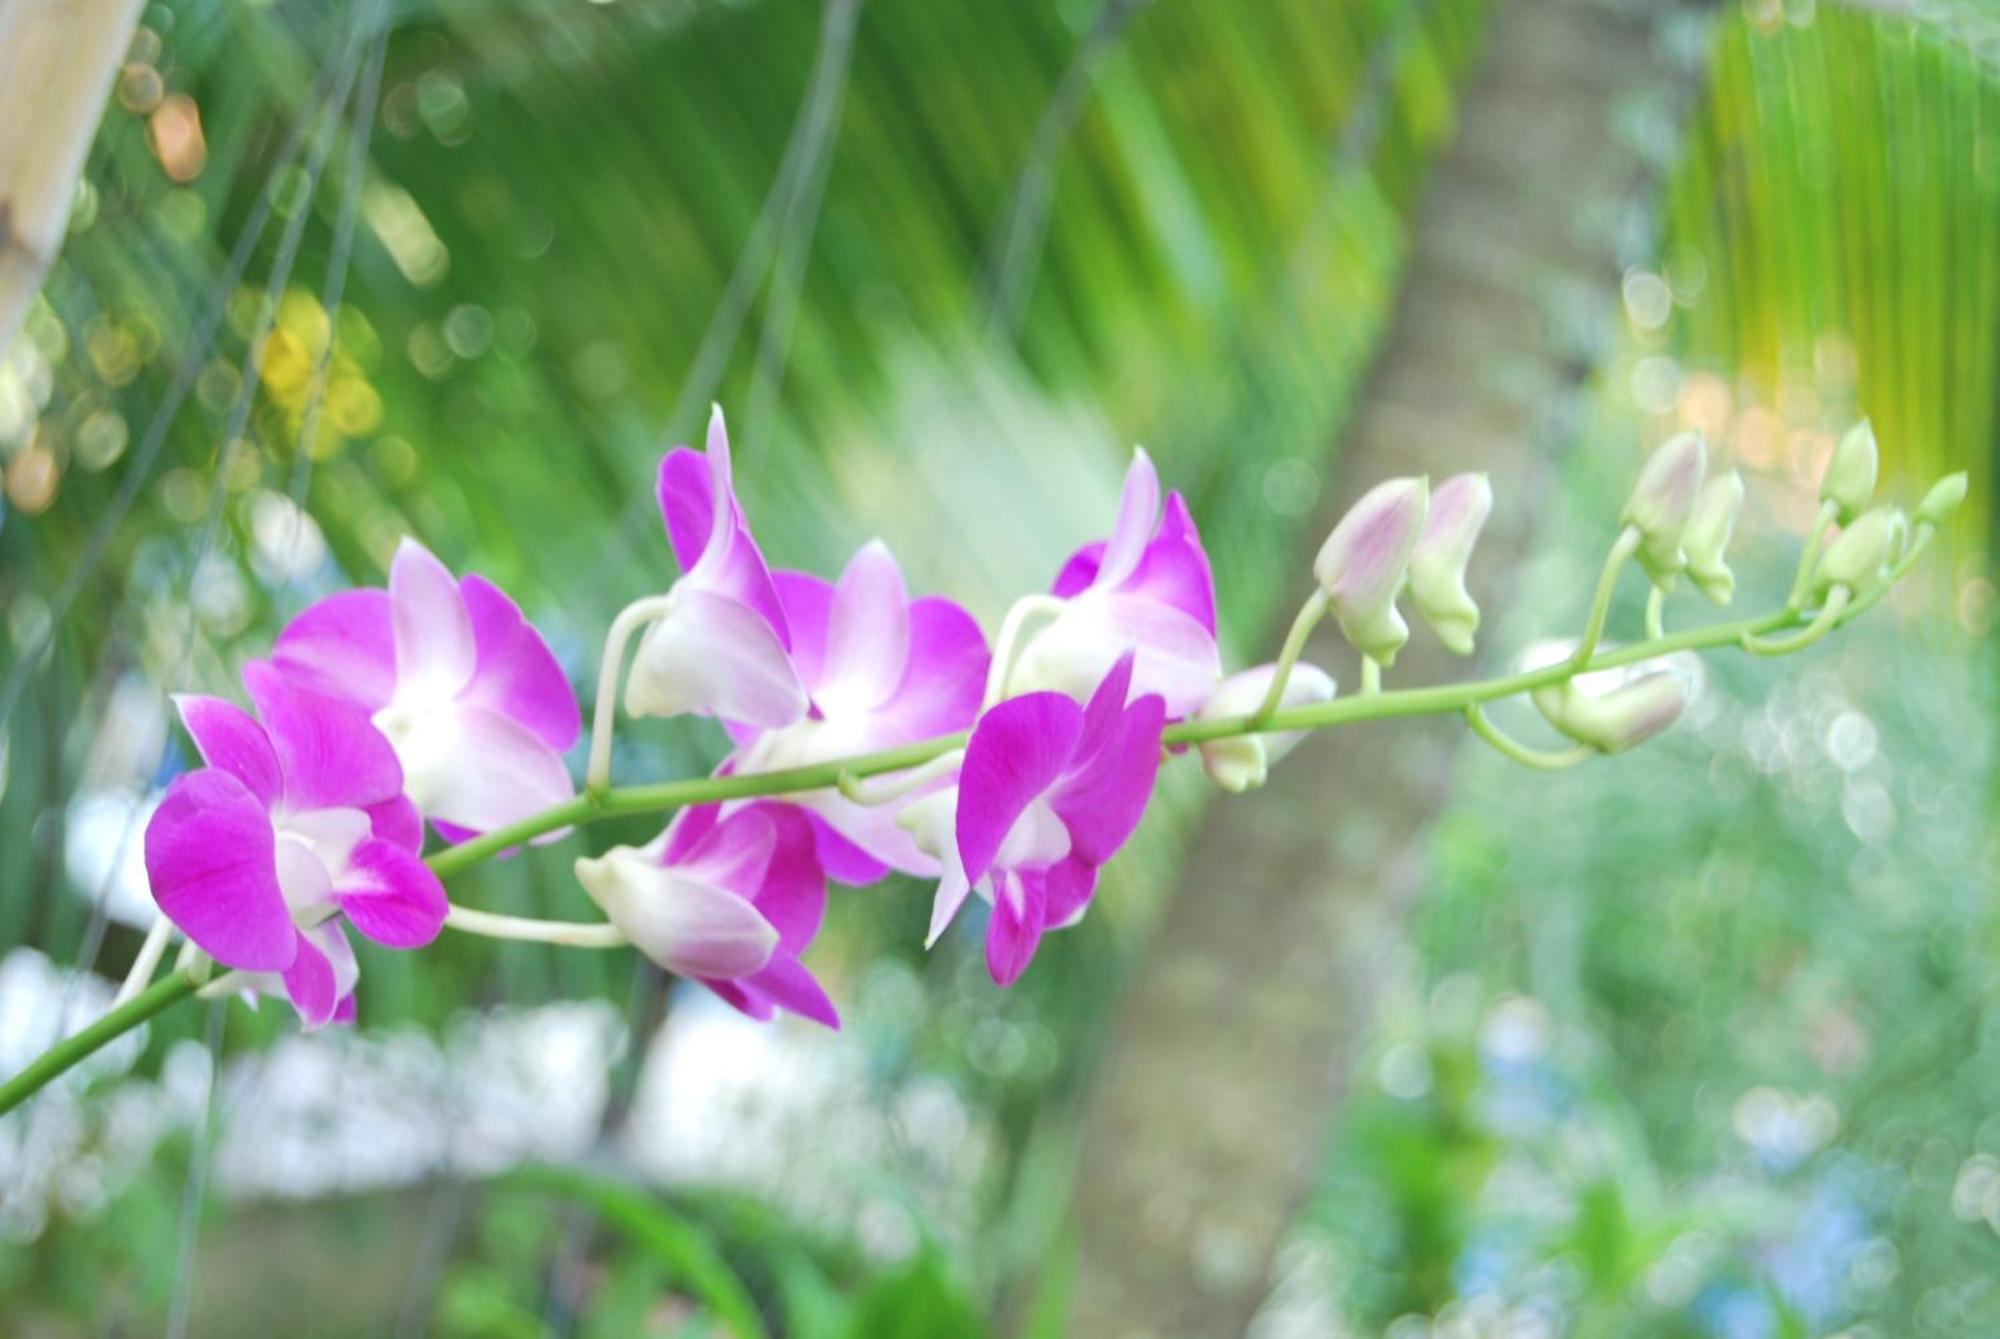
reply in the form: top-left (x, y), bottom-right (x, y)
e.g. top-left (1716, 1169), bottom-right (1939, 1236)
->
top-left (1124, 492), bottom-right (1217, 636)
top-left (334, 838), bottom-right (447, 948)
top-left (985, 868), bottom-right (1047, 987)
top-left (1055, 687), bottom-right (1164, 866)
top-left (243, 662), bottom-right (404, 812)
top-left (390, 538), bottom-right (477, 698)
top-left (626, 587), bottom-right (807, 727)
top-left (801, 794), bottom-right (940, 880)
top-left (281, 927), bottom-right (339, 1028)
top-left (818, 541), bottom-right (911, 712)
top-left (656, 446), bottom-right (716, 574)
top-left (272, 589), bottom-right (397, 709)
top-left (1097, 449), bottom-right (1162, 589)
top-left (420, 703), bottom-right (575, 836)
top-left (459, 573), bottom-right (581, 751)
top-left (1078, 649), bottom-right (1138, 746)
top-left (175, 695), bottom-right (281, 808)
top-left (1051, 541), bottom-right (1106, 600)
top-left (332, 993), bottom-right (358, 1025)
top-left (956, 693), bottom-right (1084, 885)
top-left (926, 865), bottom-right (974, 949)
top-left (145, 769), bottom-right (294, 972)
top-left (366, 793), bottom-right (425, 852)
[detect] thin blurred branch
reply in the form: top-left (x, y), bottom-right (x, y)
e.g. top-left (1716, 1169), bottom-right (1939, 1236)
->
top-left (0, 0), bottom-right (143, 360)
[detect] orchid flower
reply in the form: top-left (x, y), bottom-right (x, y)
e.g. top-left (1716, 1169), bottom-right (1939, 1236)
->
top-left (273, 537), bottom-right (579, 840)
top-left (919, 653), bottom-right (1165, 985)
top-left (730, 540), bottom-right (988, 882)
top-left (574, 802), bottom-right (837, 1028)
top-left (626, 406), bottom-right (808, 728)
top-left (144, 664), bottom-right (447, 1026)
top-left (1006, 448), bottom-right (1220, 717)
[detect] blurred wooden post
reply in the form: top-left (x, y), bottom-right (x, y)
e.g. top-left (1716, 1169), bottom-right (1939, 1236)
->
top-left (1063, 0), bottom-right (1701, 1332)
top-left (0, 0), bottom-right (144, 359)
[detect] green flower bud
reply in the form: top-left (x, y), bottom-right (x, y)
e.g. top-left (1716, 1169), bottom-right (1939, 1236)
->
top-left (1621, 431), bottom-right (1706, 588)
top-left (1683, 470), bottom-right (1745, 605)
top-left (1915, 472), bottom-right (1968, 529)
top-left (1531, 670), bottom-right (1690, 755)
top-left (1195, 663), bottom-right (1336, 792)
top-left (1820, 418), bottom-right (1879, 522)
top-left (1815, 505), bottom-right (1903, 591)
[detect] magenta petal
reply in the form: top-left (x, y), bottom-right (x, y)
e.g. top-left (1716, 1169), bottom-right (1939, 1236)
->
top-left (985, 869), bottom-right (1047, 987)
top-left (773, 570), bottom-right (834, 694)
top-left (334, 838), bottom-right (447, 948)
top-left (744, 804), bottom-right (827, 953)
top-left (1126, 492), bottom-right (1217, 636)
top-left (818, 541), bottom-right (911, 711)
top-left (175, 695), bottom-right (281, 807)
top-left (807, 812), bottom-right (891, 886)
top-left (272, 589), bottom-right (397, 709)
top-left (1044, 855), bottom-right (1098, 929)
top-left (1098, 450), bottom-right (1162, 589)
top-left (873, 596), bottom-right (989, 743)
top-left (1090, 594), bottom-right (1221, 717)
top-left (282, 928), bottom-right (339, 1028)
top-left (243, 662), bottom-right (403, 812)
top-left (1078, 649), bottom-right (1138, 745)
top-left (956, 693), bottom-right (1085, 885)
top-left (1054, 692), bottom-right (1164, 866)
top-left (627, 587), bottom-right (807, 727)
top-left (678, 806), bottom-right (777, 897)
top-left (366, 793), bottom-right (425, 852)
top-left (459, 573), bottom-right (581, 752)
top-left (657, 447), bottom-right (717, 574)
top-left (1052, 541), bottom-right (1106, 600)
top-left (742, 955), bottom-right (840, 1029)
top-left (390, 538), bottom-right (477, 697)
top-left (332, 993), bottom-right (358, 1025)
top-left (145, 769), bottom-right (294, 972)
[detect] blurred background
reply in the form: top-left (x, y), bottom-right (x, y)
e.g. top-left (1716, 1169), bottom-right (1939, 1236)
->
top-left (1, 0), bottom-right (1996, 1334)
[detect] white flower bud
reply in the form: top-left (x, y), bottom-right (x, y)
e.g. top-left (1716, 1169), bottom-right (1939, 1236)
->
top-left (1408, 472), bottom-right (1492, 656)
top-left (1683, 470), bottom-right (1745, 605)
top-left (575, 847), bottom-right (778, 978)
top-left (1532, 670), bottom-right (1690, 755)
top-left (1815, 505), bottom-right (1903, 592)
top-left (1621, 432), bottom-right (1707, 587)
top-left (1194, 662), bottom-right (1336, 793)
top-left (1820, 418), bottom-right (1879, 522)
top-left (1313, 477), bottom-right (1428, 665)
top-left (1915, 472), bottom-right (1968, 529)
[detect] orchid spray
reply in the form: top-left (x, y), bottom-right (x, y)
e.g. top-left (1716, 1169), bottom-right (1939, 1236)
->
top-left (0, 413), bottom-right (1965, 1112)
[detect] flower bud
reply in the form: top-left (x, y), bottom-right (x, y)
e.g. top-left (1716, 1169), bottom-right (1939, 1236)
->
top-left (1815, 505), bottom-right (1903, 592)
top-left (1621, 432), bottom-right (1706, 587)
top-left (575, 847), bottom-right (779, 978)
top-left (1915, 472), bottom-right (1968, 529)
top-left (1408, 472), bottom-right (1492, 656)
top-left (1820, 418), bottom-right (1879, 522)
top-left (1313, 477), bottom-right (1428, 665)
top-left (1683, 470), bottom-right (1745, 605)
top-left (1194, 662), bottom-right (1336, 793)
top-left (1532, 670), bottom-right (1690, 754)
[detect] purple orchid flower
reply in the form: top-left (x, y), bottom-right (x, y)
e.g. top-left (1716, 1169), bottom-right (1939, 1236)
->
top-left (272, 537), bottom-right (579, 840)
top-left (144, 663), bottom-right (447, 1026)
top-left (629, 405), bottom-right (809, 728)
top-left (1009, 448), bottom-right (1220, 717)
top-left (923, 652), bottom-right (1165, 986)
top-left (729, 540), bottom-right (989, 882)
top-left (574, 802), bottom-right (838, 1028)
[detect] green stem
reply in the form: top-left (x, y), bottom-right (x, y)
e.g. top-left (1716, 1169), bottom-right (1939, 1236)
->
top-left (1360, 655), bottom-right (1382, 696)
top-left (1787, 500), bottom-right (1841, 611)
top-left (1743, 586), bottom-right (1850, 656)
top-left (1465, 705), bottom-right (1595, 770)
top-left (1251, 589), bottom-right (1329, 722)
top-left (0, 971), bottom-right (200, 1117)
top-left (1644, 586), bottom-right (1667, 641)
top-left (1573, 526), bottom-right (1640, 669)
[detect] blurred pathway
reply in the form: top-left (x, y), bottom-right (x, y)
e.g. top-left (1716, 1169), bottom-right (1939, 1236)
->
top-left (1067, 1), bottom-right (1701, 1332)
